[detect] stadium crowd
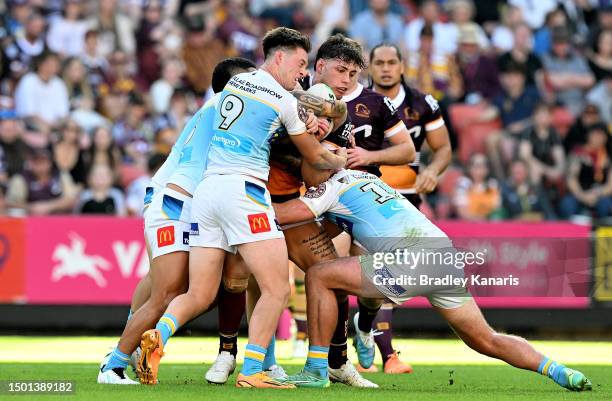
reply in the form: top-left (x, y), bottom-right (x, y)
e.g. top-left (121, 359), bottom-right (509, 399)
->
top-left (0, 0), bottom-right (610, 220)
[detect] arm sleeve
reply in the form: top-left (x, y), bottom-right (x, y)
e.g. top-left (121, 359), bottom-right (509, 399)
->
top-left (298, 180), bottom-right (341, 217)
top-left (381, 96), bottom-right (406, 138)
top-left (281, 96), bottom-right (307, 136)
top-left (421, 93), bottom-right (445, 132)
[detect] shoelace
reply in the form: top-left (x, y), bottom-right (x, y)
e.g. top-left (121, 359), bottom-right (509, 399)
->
top-left (212, 355), bottom-right (234, 372)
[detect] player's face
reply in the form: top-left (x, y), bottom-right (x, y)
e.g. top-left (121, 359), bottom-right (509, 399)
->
top-left (279, 48), bottom-right (309, 90)
top-left (315, 58), bottom-right (360, 98)
top-left (370, 46), bottom-right (403, 89)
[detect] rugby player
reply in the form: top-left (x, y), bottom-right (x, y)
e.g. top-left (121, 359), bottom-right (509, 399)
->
top-left (273, 169), bottom-right (593, 392)
top-left (139, 27), bottom-right (347, 389)
top-left (97, 57), bottom-right (258, 385)
top-left (354, 43), bottom-right (453, 374)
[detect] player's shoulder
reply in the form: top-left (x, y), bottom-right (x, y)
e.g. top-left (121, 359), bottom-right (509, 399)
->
top-left (403, 83), bottom-right (440, 113)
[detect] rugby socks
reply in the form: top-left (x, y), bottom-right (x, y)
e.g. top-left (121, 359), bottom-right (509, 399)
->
top-left (156, 313), bottom-right (179, 346)
top-left (538, 357), bottom-right (570, 388)
top-left (103, 347), bottom-right (130, 372)
top-left (357, 299), bottom-right (380, 333)
top-left (263, 336), bottom-right (277, 370)
top-left (218, 332), bottom-right (238, 357)
top-left (242, 344), bottom-right (266, 376)
top-left (328, 298), bottom-right (349, 369)
top-left (305, 346), bottom-right (329, 378)
top-left (373, 306), bottom-right (395, 365)
top-left (217, 286), bottom-right (245, 358)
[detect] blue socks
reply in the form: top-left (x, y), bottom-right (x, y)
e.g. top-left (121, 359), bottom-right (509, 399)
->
top-left (305, 345), bottom-right (329, 378)
top-left (538, 357), bottom-right (568, 387)
top-left (242, 344), bottom-right (267, 376)
top-left (262, 336), bottom-right (277, 371)
top-left (156, 313), bottom-right (179, 346)
top-left (103, 347), bottom-right (130, 372)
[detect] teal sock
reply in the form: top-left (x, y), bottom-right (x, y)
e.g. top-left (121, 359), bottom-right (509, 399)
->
top-left (103, 347), bottom-right (130, 372)
top-left (242, 344), bottom-right (266, 376)
top-left (305, 345), bottom-right (329, 378)
top-left (156, 313), bottom-right (179, 346)
top-left (538, 357), bottom-right (568, 387)
top-left (263, 336), bottom-right (277, 370)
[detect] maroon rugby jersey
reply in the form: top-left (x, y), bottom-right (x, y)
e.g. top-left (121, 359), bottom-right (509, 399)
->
top-left (379, 83), bottom-right (445, 194)
top-left (342, 83), bottom-right (406, 176)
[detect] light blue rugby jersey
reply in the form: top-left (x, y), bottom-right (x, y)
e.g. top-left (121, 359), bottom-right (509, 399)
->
top-left (300, 169), bottom-right (450, 252)
top-left (147, 96), bottom-right (217, 201)
top-left (204, 69), bottom-right (307, 181)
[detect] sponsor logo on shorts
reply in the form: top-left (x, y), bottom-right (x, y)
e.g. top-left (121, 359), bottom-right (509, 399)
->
top-left (183, 231), bottom-right (189, 245)
top-left (157, 226), bottom-right (175, 247)
top-left (248, 213), bottom-right (271, 234)
top-left (376, 266), bottom-right (407, 297)
top-left (190, 223), bottom-right (199, 236)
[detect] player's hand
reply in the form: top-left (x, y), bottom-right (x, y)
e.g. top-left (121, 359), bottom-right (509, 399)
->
top-left (415, 168), bottom-right (439, 194)
top-left (305, 110), bottom-right (318, 135)
top-left (315, 118), bottom-right (332, 141)
top-left (335, 147), bottom-right (348, 167)
top-left (346, 146), bottom-right (372, 168)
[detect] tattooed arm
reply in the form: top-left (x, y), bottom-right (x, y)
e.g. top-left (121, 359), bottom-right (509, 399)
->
top-left (292, 90), bottom-right (347, 128)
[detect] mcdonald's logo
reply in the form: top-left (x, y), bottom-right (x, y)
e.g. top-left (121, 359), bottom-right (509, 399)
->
top-left (157, 226), bottom-right (175, 247)
top-left (248, 213), bottom-right (271, 234)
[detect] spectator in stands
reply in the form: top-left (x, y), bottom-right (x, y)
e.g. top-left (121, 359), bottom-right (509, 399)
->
top-left (6, 146), bottom-right (79, 215)
top-left (217, 0), bottom-right (262, 60)
top-left (80, 29), bottom-right (108, 91)
top-left (126, 152), bottom-right (166, 216)
top-left (586, 72), bottom-right (611, 125)
top-left (486, 62), bottom-right (540, 179)
top-left (3, 0), bottom-right (32, 37)
top-left (560, 123), bottom-right (612, 219)
top-left (406, 24), bottom-right (463, 101)
top-left (349, 0), bottom-right (404, 53)
top-left (490, 4), bottom-right (524, 53)
top-left (446, 0), bottom-right (490, 50)
top-left (456, 23), bottom-right (501, 102)
top-left (52, 119), bottom-right (88, 187)
top-left (4, 10), bottom-right (48, 80)
top-left (250, 0), bottom-right (302, 29)
top-left (135, 1), bottom-right (165, 88)
top-left (405, 0), bottom-right (454, 55)
top-left (501, 159), bottom-right (556, 220)
top-left (533, 7), bottom-right (569, 57)
top-left (497, 23), bottom-right (544, 90)
top-left (46, 0), bottom-right (88, 57)
top-left (150, 58), bottom-right (185, 114)
top-left (564, 103), bottom-right (603, 153)
top-left (311, 0), bottom-right (349, 49)
top-left (587, 28), bottom-right (612, 82)
top-left (181, 15), bottom-right (226, 96)
top-left (518, 102), bottom-right (565, 188)
top-left (542, 27), bottom-right (595, 117)
top-left (454, 153), bottom-right (502, 220)
top-left (84, 125), bottom-right (121, 184)
top-left (0, 108), bottom-right (28, 179)
top-left (100, 49), bottom-right (138, 97)
top-left (62, 57), bottom-right (95, 112)
top-left (74, 163), bottom-right (126, 215)
top-left (0, 183), bottom-right (7, 216)
top-left (155, 88), bottom-right (193, 132)
top-left (111, 93), bottom-right (153, 160)
top-left (14, 51), bottom-right (69, 135)
top-left (510, 0), bottom-right (558, 32)
top-left (87, 0), bottom-right (135, 57)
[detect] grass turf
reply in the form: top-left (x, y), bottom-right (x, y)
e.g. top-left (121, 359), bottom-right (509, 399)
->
top-left (0, 337), bottom-right (610, 401)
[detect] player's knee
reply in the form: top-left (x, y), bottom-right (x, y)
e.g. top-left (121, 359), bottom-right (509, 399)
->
top-left (222, 276), bottom-right (249, 293)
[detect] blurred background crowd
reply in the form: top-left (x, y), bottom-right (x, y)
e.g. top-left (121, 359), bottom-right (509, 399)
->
top-left (0, 0), bottom-right (610, 221)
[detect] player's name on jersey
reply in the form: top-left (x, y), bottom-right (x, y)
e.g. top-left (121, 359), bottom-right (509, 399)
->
top-left (227, 77), bottom-right (283, 99)
top-left (372, 274), bottom-right (520, 288)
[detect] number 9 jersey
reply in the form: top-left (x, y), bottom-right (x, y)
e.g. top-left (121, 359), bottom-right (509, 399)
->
top-left (204, 69), bottom-right (307, 181)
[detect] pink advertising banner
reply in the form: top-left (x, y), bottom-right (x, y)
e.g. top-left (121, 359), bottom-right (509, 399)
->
top-left (25, 217), bottom-right (149, 304)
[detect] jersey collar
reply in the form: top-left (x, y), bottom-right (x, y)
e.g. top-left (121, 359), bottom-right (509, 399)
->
top-left (342, 83), bottom-right (364, 102)
top-left (389, 85), bottom-right (406, 110)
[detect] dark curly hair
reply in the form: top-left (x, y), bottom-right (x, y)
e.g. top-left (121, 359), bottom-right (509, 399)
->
top-left (315, 34), bottom-right (367, 69)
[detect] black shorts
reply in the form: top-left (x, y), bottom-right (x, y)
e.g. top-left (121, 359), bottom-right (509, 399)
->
top-left (271, 192), bottom-right (300, 203)
top-left (403, 193), bottom-right (422, 209)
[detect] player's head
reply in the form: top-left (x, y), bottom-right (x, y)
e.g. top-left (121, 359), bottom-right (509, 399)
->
top-left (261, 27), bottom-right (311, 90)
top-left (369, 43), bottom-right (404, 90)
top-left (211, 57), bottom-right (257, 93)
top-left (313, 34), bottom-right (366, 98)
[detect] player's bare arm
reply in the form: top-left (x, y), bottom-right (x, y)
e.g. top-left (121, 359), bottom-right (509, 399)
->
top-left (415, 126), bottom-right (452, 194)
top-left (290, 131), bottom-right (347, 170)
top-left (273, 198), bottom-right (316, 225)
top-left (292, 90), bottom-right (348, 128)
top-left (347, 129), bottom-right (415, 168)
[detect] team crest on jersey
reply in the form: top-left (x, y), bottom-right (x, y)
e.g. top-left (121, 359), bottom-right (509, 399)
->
top-left (304, 183), bottom-right (327, 199)
top-left (403, 107), bottom-right (420, 121)
top-left (425, 94), bottom-right (440, 112)
top-left (355, 103), bottom-right (371, 118)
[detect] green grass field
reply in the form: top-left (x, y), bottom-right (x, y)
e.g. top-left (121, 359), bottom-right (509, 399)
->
top-left (0, 336), bottom-right (610, 401)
